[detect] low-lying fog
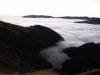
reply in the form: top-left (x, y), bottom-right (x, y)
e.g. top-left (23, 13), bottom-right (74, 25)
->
top-left (0, 15), bottom-right (100, 69)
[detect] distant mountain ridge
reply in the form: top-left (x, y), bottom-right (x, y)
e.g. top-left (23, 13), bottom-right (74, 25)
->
top-left (75, 18), bottom-right (100, 24)
top-left (23, 15), bottom-right (100, 24)
top-left (57, 16), bottom-right (90, 19)
top-left (23, 15), bottom-right (54, 18)
top-left (23, 15), bottom-right (90, 19)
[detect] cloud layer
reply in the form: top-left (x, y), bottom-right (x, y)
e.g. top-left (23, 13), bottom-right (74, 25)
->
top-left (0, 15), bottom-right (100, 69)
top-left (1, 15), bottom-right (100, 47)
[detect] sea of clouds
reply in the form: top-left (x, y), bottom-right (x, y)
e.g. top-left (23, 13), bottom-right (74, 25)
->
top-left (0, 15), bottom-right (100, 69)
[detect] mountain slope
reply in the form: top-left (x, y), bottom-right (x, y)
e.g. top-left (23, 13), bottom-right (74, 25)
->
top-left (0, 20), bottom-right (64, 72)
top-left (62, 43), bottom-right (100, 74)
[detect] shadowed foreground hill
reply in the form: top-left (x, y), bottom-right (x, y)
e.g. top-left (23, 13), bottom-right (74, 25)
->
top-left (62, 43), bottom-right (100, 74)
top-left (0, 20), bottom-right (63, 72)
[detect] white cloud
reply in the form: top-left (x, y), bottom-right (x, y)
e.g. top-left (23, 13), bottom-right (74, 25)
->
top-left (0, 15), bottom-right (100, 69)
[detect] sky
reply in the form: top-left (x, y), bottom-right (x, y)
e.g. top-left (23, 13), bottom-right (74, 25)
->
top-left (0, 0), bottom-right (100, 17)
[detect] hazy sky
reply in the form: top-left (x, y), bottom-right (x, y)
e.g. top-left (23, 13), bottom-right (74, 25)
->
top-left (0, 0), bottom-right (100, 17)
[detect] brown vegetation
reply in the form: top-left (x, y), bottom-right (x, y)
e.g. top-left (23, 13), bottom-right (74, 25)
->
top-left (77, 69), bottom-right (100, 75)
top-left (0, 69), bottom-right (60, 75)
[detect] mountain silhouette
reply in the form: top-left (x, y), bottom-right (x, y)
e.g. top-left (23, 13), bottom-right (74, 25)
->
top-left (0, 20), bottom-right (63, 72)
top-left (62, 42), bottom-right (100, 74)
top-left (23, 15), bottom-right (54, 18)
top-left (23, 15), bottom-right (90, 19)
top-left (75, 18), bottom-right (100, 24)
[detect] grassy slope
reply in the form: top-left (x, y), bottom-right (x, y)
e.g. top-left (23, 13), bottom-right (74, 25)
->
top-left (62, 43), bottom-right (100, 74)
top-left (0, 20), bottom-right (63, 72)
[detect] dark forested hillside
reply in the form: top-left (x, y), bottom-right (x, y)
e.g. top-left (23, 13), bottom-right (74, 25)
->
top-left (62, 43), bottom-right (100, 74)
top-left (0, 20), bottom-right (63, 72)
